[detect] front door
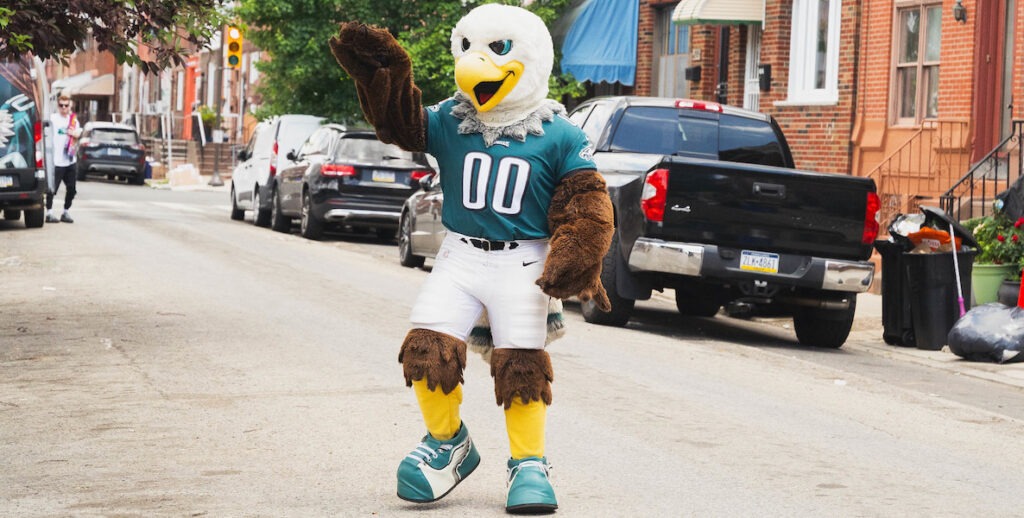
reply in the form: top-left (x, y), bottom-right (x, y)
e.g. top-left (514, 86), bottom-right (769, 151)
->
top-left (971, 0), bottom-right (1011, 161)
top-left (743, 25), bottom-right (762, 111)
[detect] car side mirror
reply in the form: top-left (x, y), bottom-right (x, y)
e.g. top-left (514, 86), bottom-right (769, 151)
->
top-left (419, 174), bottom-right (436, 191)
top-left (286, 150), bottom-right (297, 161)
top-left (237, 149), bottom-right (248, 160)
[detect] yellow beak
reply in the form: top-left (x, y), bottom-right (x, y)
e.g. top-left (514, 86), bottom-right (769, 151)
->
top-left (455, 51), bottom-right (524, 112)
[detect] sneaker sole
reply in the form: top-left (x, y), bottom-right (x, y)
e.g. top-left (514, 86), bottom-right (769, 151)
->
top-left (506, 502), bottom-right (558, 514)
top-left (396, 451), bottom-right (480, 504)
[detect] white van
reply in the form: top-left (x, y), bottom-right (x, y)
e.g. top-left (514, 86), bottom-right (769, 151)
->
top-left (230, 114), bottom-right (324, 226)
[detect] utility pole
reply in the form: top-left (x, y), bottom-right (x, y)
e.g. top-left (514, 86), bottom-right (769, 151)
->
top-left (208, 25), bottom-right (226, 187)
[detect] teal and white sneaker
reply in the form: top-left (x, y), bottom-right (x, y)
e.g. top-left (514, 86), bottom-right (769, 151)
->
top-left (506, 456), bottom-right (558, 514)
top-left (397, 423), bottom-right (480, 503)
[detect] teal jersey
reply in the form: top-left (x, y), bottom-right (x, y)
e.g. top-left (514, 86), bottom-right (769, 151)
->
top-left (426, 98), bottom-right (596, 241)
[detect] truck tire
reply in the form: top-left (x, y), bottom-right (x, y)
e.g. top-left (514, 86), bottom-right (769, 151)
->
top-left (270, 188), bottom-right (291, 233)
top-left (24, 208), bottom-right (44, 228)
top-left (580, 233), bottom-right (634, 326)
top-left (674, 288), bottom-right (721, 317)
top-left (253, 188), bottom-right (271, 228)
top-left (793, 296), bottom-right (857, 349)
top-left (230, 185), bottom-right (245, 221)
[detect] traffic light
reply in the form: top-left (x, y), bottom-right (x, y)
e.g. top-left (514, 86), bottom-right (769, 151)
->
top-left (226, 26), bottom-right (243, 69)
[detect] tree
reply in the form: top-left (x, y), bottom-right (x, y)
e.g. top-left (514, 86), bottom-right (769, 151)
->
top-left (0, 0), bottom-right (227, 74)
top-left (237, 0), bottom-right (583, 124)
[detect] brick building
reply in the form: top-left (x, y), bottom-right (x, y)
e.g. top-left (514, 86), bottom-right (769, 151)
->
top-left (585, 0), bottom-right (1023, 224)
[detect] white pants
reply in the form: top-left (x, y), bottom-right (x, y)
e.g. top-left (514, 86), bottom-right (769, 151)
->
top-left (410, 232), bottom-right (551, 349)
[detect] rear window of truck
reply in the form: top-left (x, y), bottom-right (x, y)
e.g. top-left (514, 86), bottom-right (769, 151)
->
top-left (607, 106), bottom-right (786, 167)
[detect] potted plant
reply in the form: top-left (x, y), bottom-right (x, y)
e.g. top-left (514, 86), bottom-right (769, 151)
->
top-left (963, 205), bottom-right (1024, 305)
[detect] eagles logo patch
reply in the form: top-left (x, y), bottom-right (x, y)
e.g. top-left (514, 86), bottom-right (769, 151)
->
top-left (579, 144), bottom-right (594, 162)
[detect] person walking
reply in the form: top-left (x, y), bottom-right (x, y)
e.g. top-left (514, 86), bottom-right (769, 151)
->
top-left (47, 93), bottom-right (81, 223)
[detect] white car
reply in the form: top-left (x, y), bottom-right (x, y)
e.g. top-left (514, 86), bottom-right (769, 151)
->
top-left (230, 114), bottom-right (324, 226)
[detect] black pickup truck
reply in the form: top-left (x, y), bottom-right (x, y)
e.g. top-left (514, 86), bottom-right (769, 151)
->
top-left (568, 97), bottom-right (880, 348)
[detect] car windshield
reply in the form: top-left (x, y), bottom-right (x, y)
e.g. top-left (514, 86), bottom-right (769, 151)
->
top-left (90, 129), bottom-right (139, 145)
top-left (335, 137), bottom-right (421, 166)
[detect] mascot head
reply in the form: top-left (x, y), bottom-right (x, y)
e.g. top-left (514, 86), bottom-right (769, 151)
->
top-left (451, 4), bottom-right (553, 124)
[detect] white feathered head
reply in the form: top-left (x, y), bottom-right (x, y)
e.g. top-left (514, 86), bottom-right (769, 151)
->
top-left (450, 4), bottom-right (553, 124)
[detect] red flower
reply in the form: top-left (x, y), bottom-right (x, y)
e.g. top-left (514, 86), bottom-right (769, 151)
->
top-left (1015, 217), bottom-right (1024, 228)
top-left (1014, 234), bottom-right (1020, 242)
top-left (997, 234), bottom-right (1006, 242)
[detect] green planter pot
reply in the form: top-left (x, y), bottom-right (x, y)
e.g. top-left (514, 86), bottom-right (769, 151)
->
top-left (972, 264), bottom-right (1015, 304)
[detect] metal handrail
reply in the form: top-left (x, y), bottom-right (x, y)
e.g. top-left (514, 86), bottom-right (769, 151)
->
top-left (940, 120), bottom-right (1024, 222)
top-left (864, 119), bottom-right (971, 233)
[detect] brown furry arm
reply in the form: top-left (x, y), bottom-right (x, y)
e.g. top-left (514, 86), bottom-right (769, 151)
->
top-left (536, 170), bottom-right (614, 311)
top-left (328, 22), bottom-right (426, 152)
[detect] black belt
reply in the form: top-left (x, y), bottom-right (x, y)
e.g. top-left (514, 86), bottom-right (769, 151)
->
top-left (460, 237), bottom-right (519, 251)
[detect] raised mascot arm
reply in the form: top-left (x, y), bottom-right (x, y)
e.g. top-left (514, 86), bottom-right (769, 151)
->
top-left (329, 22), bottom-right (426, 152)
top-left (536, 170), bottom-right (614, 311)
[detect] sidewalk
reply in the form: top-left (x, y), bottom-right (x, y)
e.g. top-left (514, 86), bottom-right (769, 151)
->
top-left (848, 292), bottom-right (1024, 390)
top-left (148, 173), bottom-right (231, 193)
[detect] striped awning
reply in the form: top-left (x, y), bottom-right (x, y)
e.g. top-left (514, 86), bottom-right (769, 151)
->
top-left (672, 0), bottom-right (764, 25)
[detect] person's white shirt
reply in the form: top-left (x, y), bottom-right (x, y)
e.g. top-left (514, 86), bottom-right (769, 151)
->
top-left (49, 111), bottom-right (80, 167)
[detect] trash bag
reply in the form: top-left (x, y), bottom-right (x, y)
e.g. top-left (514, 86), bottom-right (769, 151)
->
top-left (947, 303), bottom-right (1024, 363)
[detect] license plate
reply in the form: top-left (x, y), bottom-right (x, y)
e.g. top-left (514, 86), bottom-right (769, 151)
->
top-left (372, 170), bottom-right (395, 183)
top-left (108, 148), bottom-right (121, 156)
top-left (740, 250), bottom-right (780, 273)
top-left (0, 175), bottom-right (12, 188)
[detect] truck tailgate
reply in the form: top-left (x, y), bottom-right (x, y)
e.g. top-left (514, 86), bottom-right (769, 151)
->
top-left (657, 156), bottom-right (876, 261)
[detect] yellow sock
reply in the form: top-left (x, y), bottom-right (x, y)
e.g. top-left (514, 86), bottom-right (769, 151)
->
top-left (412, 379), bottom-right (462, 441)
top-left (504, 397), bottom-right (546, 459)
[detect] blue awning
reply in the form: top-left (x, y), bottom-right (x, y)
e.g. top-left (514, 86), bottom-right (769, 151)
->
top-left (560, 0), bottom-right (638, 86)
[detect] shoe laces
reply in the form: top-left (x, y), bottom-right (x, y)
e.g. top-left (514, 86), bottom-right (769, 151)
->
top-left (407, 441), bottom-right (453, 464)
top-left (508, 459), bottom-right (551, 483)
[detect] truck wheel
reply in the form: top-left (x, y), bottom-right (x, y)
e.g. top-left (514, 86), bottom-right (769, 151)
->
top-left (675, 289), bottom-right (720, 317)
top-left (24, 208), bottom-right (44, 228)
top-left (581, 233), bottom-right (634, 326)
top-left (793, 296), bottom-right (857, 349)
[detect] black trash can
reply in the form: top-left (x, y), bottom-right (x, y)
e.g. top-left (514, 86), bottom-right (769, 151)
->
top-left (904, 249), bottom-right (976, 350)
top-left (875, 240), bottom-right (915, 347)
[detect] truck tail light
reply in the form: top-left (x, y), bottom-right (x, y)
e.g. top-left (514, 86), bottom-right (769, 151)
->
top-left (34, 120), bottom-right (43, 168)
top-left (862, 191), bottom-right (881, 244)
top-left (269, 141), bottom-right (278, 178)
top-left (641, 168), bottom-right (669, 223)
top-left (321, 163), bottom-right (356, 176)
top-left (410, 169), bottom-right (432, 181)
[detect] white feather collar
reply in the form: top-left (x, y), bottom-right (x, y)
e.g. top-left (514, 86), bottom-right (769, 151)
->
top-left (450, 92), bottom-right (566, 148)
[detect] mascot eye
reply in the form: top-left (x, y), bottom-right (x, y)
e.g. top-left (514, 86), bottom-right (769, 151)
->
top-left (461, 38), bottom-right (471, 52)
top-left (489, 40), bottom-right (512, 56)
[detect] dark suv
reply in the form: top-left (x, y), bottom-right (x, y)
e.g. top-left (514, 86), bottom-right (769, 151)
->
top-left (0, 58), bottom-right (45, 228)
top-left (75, 122), bottom-right (147, 185)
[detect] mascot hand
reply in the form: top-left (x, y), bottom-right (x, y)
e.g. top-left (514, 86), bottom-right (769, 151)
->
top-left (329, 22), bottom-right (410, 86)
top-left (536, 235), bottom-right (611, 312)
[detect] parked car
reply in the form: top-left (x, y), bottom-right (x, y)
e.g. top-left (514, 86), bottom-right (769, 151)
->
top-left (230, 114), bottom-right (324, 226)
top-left (0, 57), bottom-right (46, 228)
top-left (75, 122), bottom-right (147, 185)
top-left (398, 171), bottom-right (444, 268)
top-left (272, 128), bottom-right (434, 240)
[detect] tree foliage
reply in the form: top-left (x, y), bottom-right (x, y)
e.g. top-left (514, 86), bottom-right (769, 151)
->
top-left (0, 0), bottom-right (227, 74)
top-left (235, 0), bottom-right (583, 124)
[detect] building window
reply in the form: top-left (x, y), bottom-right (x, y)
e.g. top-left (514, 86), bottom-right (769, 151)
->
top-left (785, 0), bottom-right (840, 104)
top-left (655, 6), bottom-right (690, 98)
top-left (894, 3), bottom-right (941, 124)
top-left (663, 13), bottom-right (689, 56)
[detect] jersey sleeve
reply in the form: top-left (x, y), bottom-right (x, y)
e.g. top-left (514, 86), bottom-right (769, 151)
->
top-left (558, 123), bottom-right (597, 179)
top-left (424, 100), bottom-right (449, 158)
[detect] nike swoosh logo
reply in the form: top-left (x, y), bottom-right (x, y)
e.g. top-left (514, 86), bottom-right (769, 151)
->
top-left (522, 260), bottom-right (539, 267)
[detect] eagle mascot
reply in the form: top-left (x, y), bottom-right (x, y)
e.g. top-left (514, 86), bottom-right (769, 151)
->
top-left (330, 4), bottom-right (614, 513)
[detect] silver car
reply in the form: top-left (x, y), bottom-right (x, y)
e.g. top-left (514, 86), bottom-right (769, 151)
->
top-left (398, 171), bottom-right (446, 268)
